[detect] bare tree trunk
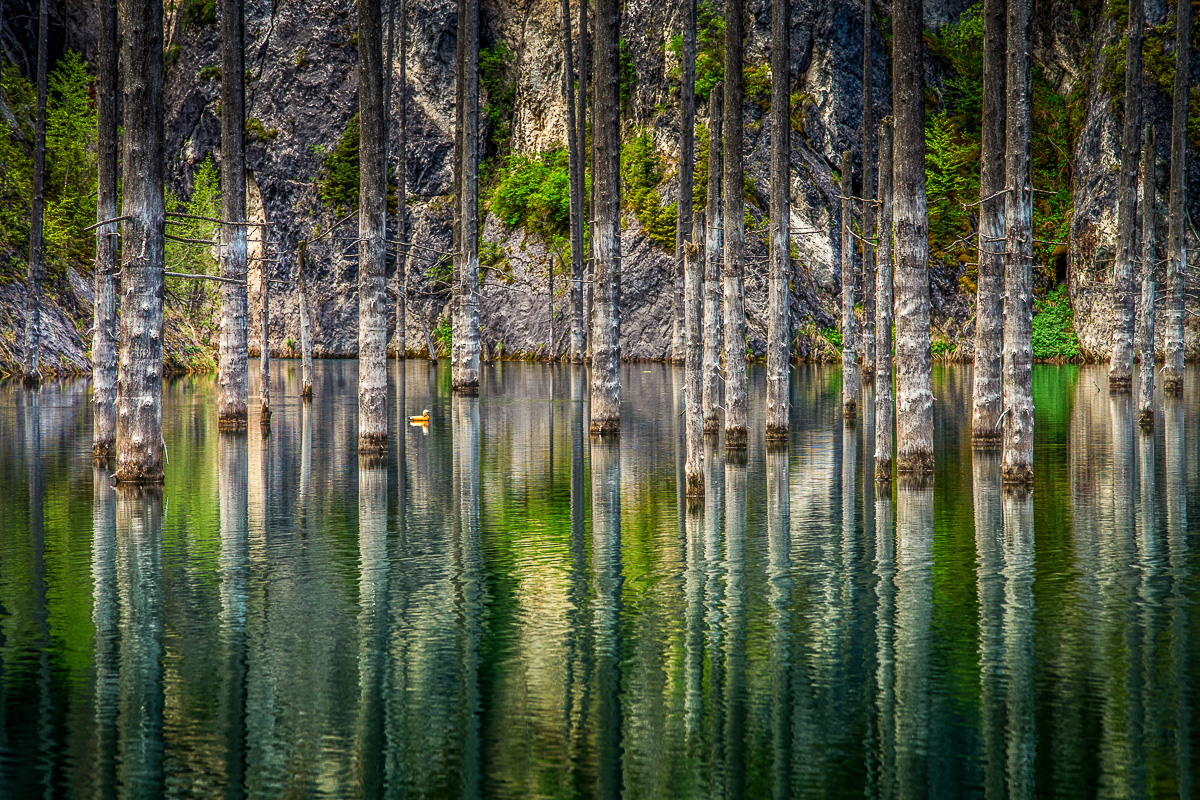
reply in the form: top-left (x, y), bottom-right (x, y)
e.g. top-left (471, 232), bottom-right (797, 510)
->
top-left (1138, 124), bottom-right (1156, 427)
top-left (892, 0), bottom-right (933, 474)
top-left (578, 0), bottom-right (590, 362)
top-left (358, 0), bottom-right (389, 452)
top-left (703, 84), bottom-right (723, 433)
top-left (1109, 0), bottom-right (1143, 390)
top-left (549, 255), bottom-right (556, 357)
top-left (218, 0), bottom-right (248, 429)
top-left (1002, 0), bottom-right (1034, 486)
top-left (390, 0), bottom-right (408, 360)
top-left (1163, 0), bottom-right (1189, 395)
top-left (259, 254), bottom-right (270, 424)
top-left (723, 0), bottom-right (747, 448)
top-left (453, 0), bottom-right (481, 392)
top-left (114, 0), bottom-right (166, 483)
top-left (681, 0), bottom-right (704, 493)
top-left (875, 117), bottom-right (894, 482)
top-left (766, 0), bottom-right (791, 439)
top-left (972, 0), bottom-right (1005, 446)
top-left (93, 0), bottom-right (119, 459)
top-left (590, 0), bottom-right (620, 434)
top-left (22, 0), bottom-right (47, 386)
top-left (297, 240), bottom-right (314, 399)
top-left (562, 0), bottom-right (585, 363)
top-left (861, 0), bottom-right (875, 380)
top-left (841, 150), bottom-right (859, 420)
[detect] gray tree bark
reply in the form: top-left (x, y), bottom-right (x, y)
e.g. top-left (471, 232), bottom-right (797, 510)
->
top-left (114, 0), bottom-right (166, 483)
top-left (861, 0), bottom-right (875, 380)
top-left (358, 0), bottom-right (389, 451)
top-left (93, 0), bottom-right (119, 459)
top-left (1109, 0), bottom-right (1143, 390)
top-left (218, 0), bottom-right (248, 429)
top-left (590, 0), bottom-right (621, 434)
top-left (1163, 0), bottom-right (1189, 394)
top-left (723, 0), bottom-right (748, 448)
top-left (681, 0), bottom-right (703, 493)
top-left (766, 0), bottom-right (791, 440)
top-left (875, 117), bottom-right (894, 482)
top-left (297, 240), bottom-right (314, 399)
top-left (452, 0), bottom-right (481, 392)
top-left (578, 0), bottom-right (590, 361)
top-left (1138, 124), bottom-right (1156, 427)
top-left (563, 0), bottom-right (585, 363)
top-left (1002, 0), bottom-right (1034, 485)
top-left (841, 150), bottom-right (860, 420)
top-left (391, 0), bottom-right (408, 359)
top-left (259, 256), bottom-right (270, 424)
top-left (703, 84), bottom-right (724, 433)
top-left (972, 0), bottom-right (1005, 445)
top-left (892, 0), bottom-right (933, 473)
top-left (22, 0), bottom-right (47, 386)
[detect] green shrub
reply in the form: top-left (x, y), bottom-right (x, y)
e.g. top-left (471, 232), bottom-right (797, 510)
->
top-left (1032, 284), bottom-right (1080, 359)
top-left (433, 317), bottom-right (452, 354)
top-left (181, 0), bottom-right (216, 28)
top-left (319, 114), bottom-right (361, 213)
top-left (665, 1), bottom-right (725, 104)
top-left (489, 149), bottom-right (571, 241)
top-left (481, 42), bottom-right (516, 155)
top-left (621, 131), bottom-right (675, 250)
top-left (247, 116), bottom-right (279, 141)
top-left (165, 155), bottom-right (221, 327)
top-left (198, 65), bottom-right (220, 81)
top-left (821, 326), bottom-right (843, 351)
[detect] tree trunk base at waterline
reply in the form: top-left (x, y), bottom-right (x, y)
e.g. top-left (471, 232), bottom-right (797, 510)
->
top-left (92, 441), bottom-right (115, 462)
top-left (1138, 410), bottom-right (1154, 429)
top-left (22, 373), bottom-right (41, 388)
top-left (219, 413), bottom-right (248, 431)
top-left (301, 385), bottom-right (313, 400)
top-left (1163, 376), bottom-right (1183, 396)
top-left (1001, 463), bottom-right (1033, 488)
top-left (765, 425), bottom-right (788, 442)
top-left (590, 417), bottom-right (620, 436)
top-left (725, 426), bottom-right (748, 449)
top-left (971, 428), bottom-right (1002, 449)
top-left (113, 461), bottom-right (165, 485)
top-left (843, 399), bottom-right (857, 421)
top-left (896, 449), bottom-right (934, 475)
top-left (1108, 375), bottom-right (1132, 393)
top-left (703, 414), bottom-right (720, 434)
top-left (685, 470), bottom-right (704, 498)
top-left (358, 433), bottom-right (388, 455)
top-left (875, 457), bottom-right (892, 484)
top-left (452, 382), bottom-right (480, 396)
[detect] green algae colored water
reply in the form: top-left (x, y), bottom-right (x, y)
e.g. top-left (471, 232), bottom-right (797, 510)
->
top-left (0, 360), bottom-right (1197, 799)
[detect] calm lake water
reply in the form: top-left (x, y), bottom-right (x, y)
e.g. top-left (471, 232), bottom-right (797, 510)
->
top-left (0, 360), bottom-right (1197, 799)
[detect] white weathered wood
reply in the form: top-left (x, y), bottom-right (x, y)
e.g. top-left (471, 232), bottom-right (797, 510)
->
top-left (860, 0), bottom-right (875, 379)
top-left (1163, 0), bottom-right (1189, 395)
top-left (1109, 0), bottom-right (1143, 390)
top-left (297, 241), bottom-right (314, 399)
top-left (1138, 125), bottom-right (1156, 427)
top-left (766, 0), bottom-right (791, 440)
top-left (722, 0), bottom-right (747, 448)
top-left (840, 150), bottom-right (860, 420)
top-left (681, 0), bottom-right (703, 493)
top-left (874, 118), bottom-right (894, 482)
top-left (93, 0), bottom-right (119, 460)
top-left (702, 85), bottom-right (724, 433)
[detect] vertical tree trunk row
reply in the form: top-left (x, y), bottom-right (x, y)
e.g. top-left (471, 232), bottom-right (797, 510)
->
top-left (860, 0), bottom-right (875, 380)
top-left (766, 0), bottom-right (791, 440)
top-left (297, 240), bottom-right (314, 399)
top-left (22, 0), bottom-right (48, 386)
top-left (93, 0), bottom-right (119, 459)
top-left (723, 0), bottom-right (748, 448)
top-left (682, 0), bottom-right (704, 493)
top-left (114, 0), bottom-right (166, 483)
top-left (1163, 0), bottom-right (1189, 394)
top-left (259, 255), bottom-right (270, 424)
top-left (1109, 0), bottom-right (1143, 390)
top-left (972, 0), bottom-right (1005, 445)
top-left (703, 84), bottom-right (724, 433)
top-left (218, 0), bottom-right (249, 429)
top-left (1001, 0), bottom-right (1034, 486)
top-left (841, 150), bottom-right (859, 420)
top-left (892, 0), bottom-right (933, 473)
top-left (358, 0), bottom-right (389, 451)
top-left (590, 0), bottom-right (621, 434)
top-left (874, 117), bottom-right (894, 482)
top-left (1138, 124), bottom-right (1156, 428)
top-left (563, 0), bottom-right (585, 363)
top-left (452, 0), bottom-right (481, 392)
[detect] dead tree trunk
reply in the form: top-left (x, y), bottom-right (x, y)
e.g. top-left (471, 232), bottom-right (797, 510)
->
top-left (875, 117), bottom-right (894, 481)
top-left (452, 0), bottom-right (481, 392)
top-left (1109, 0), bottom-right (1143, 390)
top-left (358, 0), bottom-right (389, 451)
top-left (703, 84), bottom-right (723, 433)
top-left (390, 0), bottom-right (409, 359)
top-left (1163, 0), bottom-right (1189, 394)
top-left (259, 254), bottom-right (270, 424)
top-left (766, 0), bottom-right (791, 440)
top-left (590, 0), bottom-right (621, 434)
top-left (578, 0), bottom-right (590, 361)
top-left (297, 240), bottom-right (314, 399)
top-left (861, 0), bottom-right (875, 380)
top-left (972, 0), bottom-right (1005, 445)
top-left (892, 0), bottom-right (933, 473)
top-left (114, 0), bottom-right (166, 483)
top-left (93, 0), bottom-right (119, 459)
top-left (218, 0), bottom-right (248, 429)
top-left (681, 0), bottom-right (704, 493)
top-left (841, 150), bottom-right (859, 420)
top-left (563, 0), bottom-right (585, 363)
top-left (1138, 124), bottom-right (1156, 427)
top-left (723, 0), bottom-right (748, 448)
top-left (22, 0), bottom-right (47, 386)
top-left (1002, 0), bottom-right (1034, 486)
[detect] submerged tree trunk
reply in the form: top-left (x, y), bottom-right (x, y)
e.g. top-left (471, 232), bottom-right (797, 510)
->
top-left (297, 241), bottom-right (314, 399)
top-left (1163, 0), bottom-right (1189, 395)
top-left (358, 0), bottom-right (389, 451)
top-left (22, 0), bottom-right (47, 386)
top-left (703, 84), bottom-right (724, 433)
top-left (841, 150), bottom-right (859, 420)
top-left (766, 0), bottom-right (791, 440)
top-left (1138, 124), bottom-right (1156, 427)
top-left (972, 0), bottom-right (1005, 445)
top-left (563, 0), bottom-right (585, 363)
top-left (723, 0), bottom-right (748, 448)
top-left (681, 0), bottom-right (704, 493)
top-left (218, 0), bottom-right (249, 429)
top-left (392, 0), bottom-right (408, 359)
top-left (875, 117), bottom-right (894, 481)
top-left (453, 0), bottom-right (481, 392)
top-left (93, 0), bottom-right (119, 459)
top-left (892, 0), bottom-right (933, 473)
top-left (590, 0), bottom-right (621, 434)
top-left (259, 255), bottom-right (270, 424)
top-left (861, 0), bottom-right (875, 380)
top-left (1109, 0), bottom-right (1143, 390)
top-left (114, 0), bottom-right (166, 483)
top-left (1002, 0), bottom-right (1034, 486)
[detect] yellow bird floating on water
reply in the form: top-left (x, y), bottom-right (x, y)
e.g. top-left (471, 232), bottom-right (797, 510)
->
top-left (409, 409), bottom-right (430, 424)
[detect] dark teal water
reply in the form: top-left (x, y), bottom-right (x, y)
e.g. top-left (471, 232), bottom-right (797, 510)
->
top-left (0, 360), bottom-right (1197, 799)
